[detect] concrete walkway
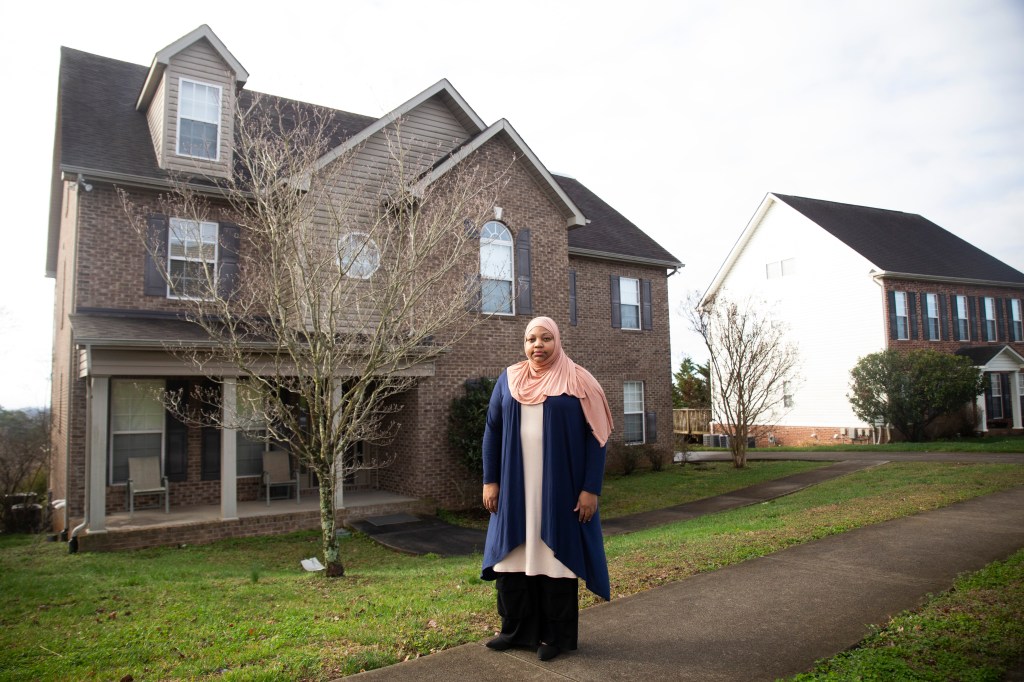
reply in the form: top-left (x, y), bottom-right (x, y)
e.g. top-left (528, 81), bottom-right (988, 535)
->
top-left (351, 484), bottom-right (1024, 680)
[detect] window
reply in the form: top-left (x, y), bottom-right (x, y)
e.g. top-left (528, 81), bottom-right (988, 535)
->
top-left (765, 258), bottom-right (796, 279)
top-left (338, 232), bottom-right (380, 279)
top-left (783, 381), bottom-right (794, 408)
top-left (177, 79), bottom-right (221, 160)
top-left (480, 221), bottom-right (514, 314)
top-left (110, 379), bottom-right (164, 484)
top-left (893, 291), bottom-right (909, 340)
top-left (925, 293), bottom-right (940, 341)
top-left (989, 374), bottom-right (1004, 420)
top-left (1012, 299), bottom-right (1023, 342)
top-left (956, 295), bottom-right (970, 341)
top-left (168, 218), bottom-right (218, 298)
top-left (623, 381), bottom-right (645, 444)
top-left (619, 277), bottom-right (641, 330)
top-left (235, 382), bottom-right (268, 477)
top-left (984, 297), bottom-right (997, 341)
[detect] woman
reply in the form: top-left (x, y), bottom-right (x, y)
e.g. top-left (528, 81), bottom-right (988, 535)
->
top-left (480, 316), bottom-right (613, 662)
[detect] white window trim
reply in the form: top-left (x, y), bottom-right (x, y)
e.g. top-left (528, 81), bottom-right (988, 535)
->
top-left (925, 293), bottom-right (940, 341)
top-left (1012, 299), bottom-right (1023, 342)
top-left (623, 380), bottom-right (645, 444)
top-left (176, 77), bottom-right (222, 162)
top-left (620, 277), bottom-right (641, 331)
top-left (983, 297), bottom-right (997, 341)
top-left (109, 379), bottom-right (165, 485)
top-left (783, 380), bottom-right (794, 408)
top-left (894, 291), bottom-right (909, 340)
top-left (167, 217), bottom-right (219, 300)
top-left (956, 295), bottom-right (971, 341)
top-left (480, 221), bottom-right (515, 316)
top-left (338, 231), bottom-right (380, 279)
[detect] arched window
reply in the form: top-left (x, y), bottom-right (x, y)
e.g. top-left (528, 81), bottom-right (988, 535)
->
top-left (338, 232), bottom-right (380, 279)
top-left (480, 221), bottom-right (514, 314)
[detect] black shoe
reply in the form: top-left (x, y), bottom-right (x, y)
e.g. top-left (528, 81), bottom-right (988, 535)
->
top-left (537, 643), bottom-right (560, 661)
top-left (486, 635), bottom-right (514, 651)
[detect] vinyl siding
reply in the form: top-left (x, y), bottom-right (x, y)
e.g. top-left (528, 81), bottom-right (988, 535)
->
top-left (163, 39), bottom-right (236, 178)
top-left (716, 198), bottom-right (883, 430)
top-left (146, 77), bottom-right (166, 167)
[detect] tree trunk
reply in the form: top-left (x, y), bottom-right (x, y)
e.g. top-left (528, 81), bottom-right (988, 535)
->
top-left (318, 475), bottom-right (344, 577)
top-left (732, 428), bottom-right (747, 468)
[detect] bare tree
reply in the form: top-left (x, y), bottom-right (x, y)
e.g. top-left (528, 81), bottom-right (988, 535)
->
top-left (121, 95), bottom-right (511, 575)
top-left (686, 292), bottom-right (800, 468)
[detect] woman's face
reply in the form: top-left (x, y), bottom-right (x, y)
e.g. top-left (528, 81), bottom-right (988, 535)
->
top-left (524, 326), bottom-right (556, 365)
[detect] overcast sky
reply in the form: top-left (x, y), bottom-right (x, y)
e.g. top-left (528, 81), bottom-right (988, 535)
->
top-left (1, 0), bottom-right (1022, 409)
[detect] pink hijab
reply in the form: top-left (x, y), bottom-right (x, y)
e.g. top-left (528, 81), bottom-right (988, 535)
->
top-left (506, 316), bottom-right (614, 446)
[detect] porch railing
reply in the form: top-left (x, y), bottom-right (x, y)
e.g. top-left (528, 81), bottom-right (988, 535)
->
top-left (673, 408), bottom-right (712, 435)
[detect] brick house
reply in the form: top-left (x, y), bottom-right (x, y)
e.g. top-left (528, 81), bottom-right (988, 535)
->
top-left (46, 25), bottom-right (682, 550)
top-left (703, 192), bottom-right (1024, 446)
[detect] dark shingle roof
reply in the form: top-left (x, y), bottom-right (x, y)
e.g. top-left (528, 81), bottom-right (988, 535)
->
top-left (57, 47), bottom-right (377, 182)
top-left (954, 345), bottom-right (1023, 366)
top-left (53, 46), bottom-right (679, 272)
top-left (773, 193), bottom-right (1024, 284)
top-left (557, 175), bottom-right (682, 267)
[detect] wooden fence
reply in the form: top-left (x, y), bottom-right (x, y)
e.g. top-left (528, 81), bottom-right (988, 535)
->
top-left (673, 408), bottom-right (712, 436)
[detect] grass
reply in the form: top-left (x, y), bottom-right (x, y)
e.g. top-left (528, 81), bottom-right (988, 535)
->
top-left (440, 459), bottom-right (829, 529)
top-left (1, 461), bottom-right (1022, 680)
top-left (787, 547), bottom-right (1024, 681)
top-left (739, 435), bottom-right (1024, 454)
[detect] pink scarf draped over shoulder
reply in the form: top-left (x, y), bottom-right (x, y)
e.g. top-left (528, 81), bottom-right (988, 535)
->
top-left (506, 316), bottom-right (614, 447)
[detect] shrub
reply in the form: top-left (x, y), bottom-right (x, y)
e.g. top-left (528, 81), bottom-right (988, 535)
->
top-left (644, 445), bottom-right (671, 472)
top-left (447, 377), bottom-right (497, 475)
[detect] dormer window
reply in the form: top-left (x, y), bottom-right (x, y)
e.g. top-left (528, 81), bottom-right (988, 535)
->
top-left (177, 78), bottom-right (221, 160)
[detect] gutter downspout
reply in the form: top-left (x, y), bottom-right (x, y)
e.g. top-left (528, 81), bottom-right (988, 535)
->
top-left (68, 344), bottom-right (93, 553)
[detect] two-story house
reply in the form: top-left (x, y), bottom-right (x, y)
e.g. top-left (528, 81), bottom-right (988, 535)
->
top-left (703, 192), bottom-right (1024, 445)
top-left (47, 26), bottom-right (682, 550)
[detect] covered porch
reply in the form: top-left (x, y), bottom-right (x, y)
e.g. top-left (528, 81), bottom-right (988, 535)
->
top-left (957, 345), bottom-right (1024, 434)
top-left (70, 488), bottom-right (429, 552)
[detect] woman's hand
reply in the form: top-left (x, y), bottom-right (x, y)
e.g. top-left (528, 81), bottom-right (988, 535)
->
top-left (482, 483), bottom-right (500, 513)
top-left (574, 491), bottom-right (598, 523)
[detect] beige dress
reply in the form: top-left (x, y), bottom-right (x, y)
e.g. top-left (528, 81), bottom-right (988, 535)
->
top-left (493, 402), bottom-right (577, 578)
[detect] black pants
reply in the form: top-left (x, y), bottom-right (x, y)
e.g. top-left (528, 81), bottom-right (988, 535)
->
top-left (495, 573), bottom-right (579, 651)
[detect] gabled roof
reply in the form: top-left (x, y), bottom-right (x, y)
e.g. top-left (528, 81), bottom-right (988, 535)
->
top-left (48, 42), bottom-right (677, 276)
top-left (414, 119), bottom-right (586, 228)
top-left (773, 194), bottom-right (1024, 285)
top-left (137, 25), bottom-right (248, 110)
top-left (557, 176), bottom-right (683, 267)
top-left (705, 193), bottom-right (1024, 299)
top-left (955, 344), bottom-right (1024, 367)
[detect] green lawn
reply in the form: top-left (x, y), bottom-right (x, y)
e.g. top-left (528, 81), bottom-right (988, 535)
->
top-left (788, 547), bottom-right (1024, 681)
top-left (738, 435), bottom-right (1024, 453)
top-left (1, 461), bottom-right (1022, 680)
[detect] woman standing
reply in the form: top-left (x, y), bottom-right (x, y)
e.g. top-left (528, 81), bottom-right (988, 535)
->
top-left (480, 316), bottom-right (612, 661)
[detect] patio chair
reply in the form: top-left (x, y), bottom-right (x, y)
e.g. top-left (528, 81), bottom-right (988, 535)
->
top-left (127, 456), bottom-right (169, 516)
top-left (262, 450), bottom-right (300, 506)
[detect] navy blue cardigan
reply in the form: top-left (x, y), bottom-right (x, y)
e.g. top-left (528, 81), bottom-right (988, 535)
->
top-left (480, 371), bottom-right (610, 600)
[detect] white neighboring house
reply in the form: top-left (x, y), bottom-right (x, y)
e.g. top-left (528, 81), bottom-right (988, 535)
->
top-left (703, 193), bottom-right (1024, 445)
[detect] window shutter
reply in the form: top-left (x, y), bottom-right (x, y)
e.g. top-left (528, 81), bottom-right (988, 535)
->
top-left (953, 296), bottom-right (962, 341)
top-left (165, 379), bottom-right (188, 482)
top-left (641, 279), bottom-right (653, 331)
top-left (217, 221), bottom-right (241, 300)
top-left (645, 411), bottom-right (657, 443)
top-left (200, 380), bottom-right (221, 481)
top-left (144, 213), bottom-right (169, 296)
top-left (886, 290), bottom-right (897, 340)
top-left (515, 228), bottom-right (532, 316)
top-left (996, 298), bottom-right (1006, 341)
top-left (938, 294), bottom-right (948, 341)
top-left (610, 276), bottom-right (621, 329)
top-left (466, 274), bottom-right (481, 312)
top-left (907, 292), bottom-right (918, 340)
top-left (969, 297), bottom-right (978, 340)
top-left (568, 270), bottom-right (577, 326)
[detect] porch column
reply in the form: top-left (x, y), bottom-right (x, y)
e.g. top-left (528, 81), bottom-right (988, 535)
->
top-left (975, 391), bottom-right (987, 433)
top-left (1011, 372), bottom-right (1023, 430)
top-left (87, 376), bottom-right (109, 533)
top-left (220, 377), bottom-right (238, 521)
top-left (333, 385), bottom-right (345, 510)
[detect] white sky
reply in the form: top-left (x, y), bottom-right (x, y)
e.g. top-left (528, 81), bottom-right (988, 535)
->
top-left (1, 0), bottom-right (1022, 409)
